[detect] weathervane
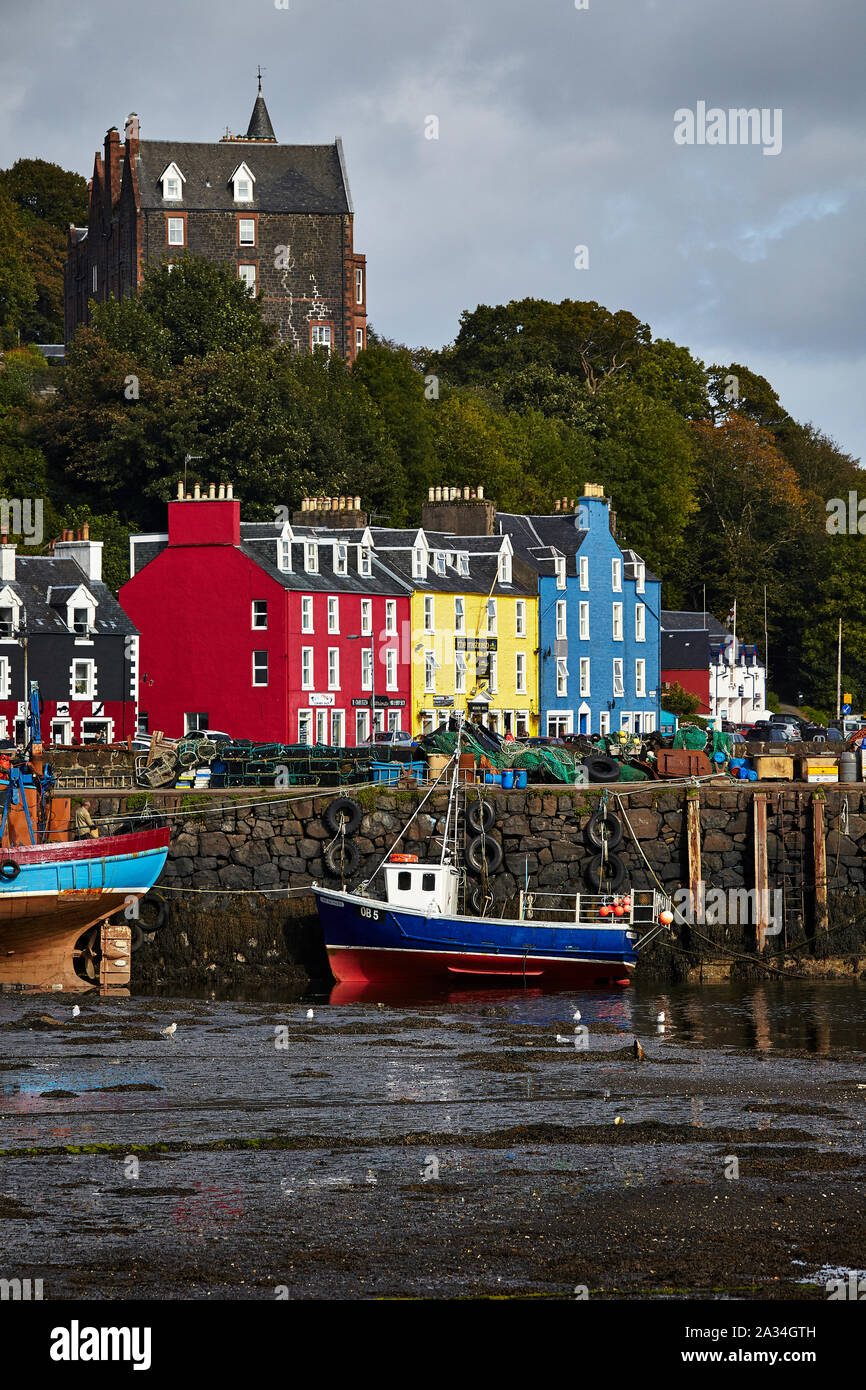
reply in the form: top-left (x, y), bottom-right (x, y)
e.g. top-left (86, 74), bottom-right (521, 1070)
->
top-left (257, 65), bottom-right (266, 92)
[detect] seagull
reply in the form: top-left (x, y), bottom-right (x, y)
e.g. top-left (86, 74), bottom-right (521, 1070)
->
top-left (161, 1023), bottom-right (177, 1037)
top-left (555, 1033), bottom-right (573, 1044)
top-left (72, 1005), bottom-right (80, 1019)
top-left (656, 1011), bottom-right (666, 1024)
top-left (573, 1010), bottom-right (581, 1022)
top-left (306, 1008), bottom-right (314, 1020)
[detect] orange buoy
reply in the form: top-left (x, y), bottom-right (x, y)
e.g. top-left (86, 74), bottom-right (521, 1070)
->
top-left (659, 908), bottom-right (674, 925)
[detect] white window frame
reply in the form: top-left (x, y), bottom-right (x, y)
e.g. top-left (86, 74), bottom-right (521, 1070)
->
top-left (386, 709), bottom-right (401, 734)
top-left (454, 597), bottom-right (465, 633)
top-left (635, 603), bottom-right (646, 642)
top-left (361, 647), bottom-right (373, 691)
top-left (579, 602), bottom-right (590, 640)
top-left (555, 600), bottom-right (567, 640)
top-left (305, 542), bottom-right (318, 574)
top-left (252, 650), bottom-right (268, 686)
top-left (298, 710), bottom-right (313, 745)
top-left (579, 555), bottom-right (589, 590)
top-left (328, 596), bottom-right (340, 634)
top-left (311, 324), bottom-right (332, 354)
top-left (238, 217), bottom-right (256, 246)
top-left (635, 658), bottom-right (646, 697)
top-left (331, 709), bottom-right (345, 746)
top-left (486, 598), bottom-right (497, 635)
top-left (514, 710), bottom-right (529, 738)
top-left (458, 553), bottom-right (469, 577)
top-left (301, 647), bottom-right (314, 690)
top-left (71, 659), bottom-right (96, 700)
top-left (279, 539), bottom-right (292, 572)
top-left (315, 709), bottom-right (329, 745)
top-left (252, 600), bottom-right (268, 630)
top-left (547, 712), bottom-right (573, 737)
top-left (334, 542), bottom-right (348, 576)
top-left (636, 563), bottom-right (646, 593)
top-left (355, 327), bottom-right (364, 353)
top-left (167, 217), bottom-right (185, 246)
top-left (498, 552), bottom-right (512, 584)
top-left (361, 598), bottom-right (372, 636)
top-left (556, 657), bottom-right (568, 698)
top-left (599, 711), bottom-right (610, 736)
top-left (555, 556), bottom-right (566, 589)
top-left (328, 648), bottom-right (340, 691)
top-left (424, 595), bottom-right (434, 632)
top-left (612, 557), bottom-right (622, 591)
top-left (385, 648), bottom-right (397, 691)
top-left (385, 599), bottom-right (396, 635)
top-left (301, 596), bottom-right (314, 633)
top-left (455, 651), bottom-right (467, 694)
top-left (580, 657), bottom-right (590, 697)
top-left (358, 546), bottom-right (372, 577)
top-left (488, 652), bottom-right (498, 693)
top-left (355, 267), bottom-right (364, 303)
top-left (515, 599), bottom-right (526, 637)
top-left (435, 551), bottom-right (446, 576)
top-left (231, 163), bottom-right (255, 202)
top-left (355, 708), bottom-right (370, 744)
top-left (613, 602), bottom-right (623, 642)
top-left (237, 264), bottom-right (257, 296)
top-left (613, 657), bottom-right (624, 698)
top-left (515, 651), bottom-right (527, 695)
top-left (424, 650), bottom-right (436, 693)
top-left (412, 547), bottom-right (427, 579)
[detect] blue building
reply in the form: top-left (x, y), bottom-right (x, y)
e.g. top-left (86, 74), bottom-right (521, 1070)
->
top-left (498, 485), bottom-right (661, 736)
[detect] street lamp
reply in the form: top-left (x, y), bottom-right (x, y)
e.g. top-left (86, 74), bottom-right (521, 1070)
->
top-left (347, 629), bottom-right (377, 742)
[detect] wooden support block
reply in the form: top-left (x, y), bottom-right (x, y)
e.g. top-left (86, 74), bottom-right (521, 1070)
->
top-left (753, 790), bottom-right (769, 950)
top-left (812, 792), bottom-right (829, 934)
top-left (685, 788), bottom-right (703, 922)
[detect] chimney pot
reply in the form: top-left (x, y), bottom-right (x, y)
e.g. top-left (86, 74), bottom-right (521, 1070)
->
top-left (477, 485), bottom-right (484, 500)
top-left (177, 481), bottom-right (184, 499)
top-left (354, 496), bottom-right (360, 509)
top-left (81, 523), bottom-right (89, 541)
top-left (227, 484), bottom-right (233, 499)
top-left (193, 483), bottom-right (201, 500)
top-left (208, 483), bottom-right (215, 499)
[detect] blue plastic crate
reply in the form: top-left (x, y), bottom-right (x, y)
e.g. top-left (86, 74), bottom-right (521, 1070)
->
top-left (371, 762), bottom-right (401, 785)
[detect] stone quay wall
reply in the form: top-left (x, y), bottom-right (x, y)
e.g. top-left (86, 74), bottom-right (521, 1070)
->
top-left (83, 783), bottom-right (866, 990)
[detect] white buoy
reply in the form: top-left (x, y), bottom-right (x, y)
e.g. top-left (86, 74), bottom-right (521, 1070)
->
top-left (161, 1022), bottom-right (177, 1037)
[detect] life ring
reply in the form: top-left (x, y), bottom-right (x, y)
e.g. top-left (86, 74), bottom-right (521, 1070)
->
top-left (584, 755), bottom-right (621, 783)
top-left (0, 860), bottom-right (20, 881)
top-left (466, 799), bottom-right (496, 835)
top-left (469, 885), bottom-right (491, 915)
top-left (323, 840), bottom-right (361, 878)
top-left (585, 852), bottom-right (627, 892)
top-left (465, 834), bottom-right (504, 876)
top-left (323, 797), bottom-right (363, 837)
top-left (585, 808), bottom-right (623, 851)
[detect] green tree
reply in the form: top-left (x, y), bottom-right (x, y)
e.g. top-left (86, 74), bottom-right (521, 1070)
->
top-left (351, 343), bottom-right (436, 517)
top-left (124, 256), bottom-right (276, 365)
top-left (801, 536), bottom-right (866, 710)
top-left (0, 158), bottom-right (88, 230)
top-left (0, 193), bottom-right (37, 347)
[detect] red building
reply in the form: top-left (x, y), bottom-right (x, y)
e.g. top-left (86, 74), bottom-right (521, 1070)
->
top-left (120, 486), bottom-right (412, 744)
top-left (660, 610), bottom-right (714, 716)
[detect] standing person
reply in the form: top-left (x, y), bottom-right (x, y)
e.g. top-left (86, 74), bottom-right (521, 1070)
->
top-left (74, 800), bottom-right (99, 839)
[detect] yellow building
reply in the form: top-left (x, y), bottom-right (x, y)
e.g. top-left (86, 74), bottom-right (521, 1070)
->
top-left (371, 528), bottom-right (539, 737)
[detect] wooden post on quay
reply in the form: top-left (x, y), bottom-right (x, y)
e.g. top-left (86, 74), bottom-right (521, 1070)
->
top-left (686, 787), bottom-right (703, 923)
top-left (812, 791), bottom-right (829, 935)
top-left (753, 790), bottom-right (770, 951)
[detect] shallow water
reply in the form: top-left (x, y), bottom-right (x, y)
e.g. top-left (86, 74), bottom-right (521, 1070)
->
top-left (0, 979), bottom-right (863, 1299)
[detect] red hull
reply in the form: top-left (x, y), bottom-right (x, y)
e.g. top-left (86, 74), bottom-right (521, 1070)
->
top-left (327, 945), bottom-right (632, 988)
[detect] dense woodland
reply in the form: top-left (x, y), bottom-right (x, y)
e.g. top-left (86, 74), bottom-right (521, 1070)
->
top-left (0, 158), bottom-right (863, 711)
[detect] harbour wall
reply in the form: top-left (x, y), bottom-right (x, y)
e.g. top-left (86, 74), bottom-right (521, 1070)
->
top-left (81, 783), bottom-right (866, 990)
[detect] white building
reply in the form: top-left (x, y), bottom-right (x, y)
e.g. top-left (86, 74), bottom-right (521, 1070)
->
top-left (709, 635), bottom-right (768, 724)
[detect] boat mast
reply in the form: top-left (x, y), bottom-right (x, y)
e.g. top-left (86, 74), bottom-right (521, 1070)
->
top-left (440, 720), bottom-right (463, 866)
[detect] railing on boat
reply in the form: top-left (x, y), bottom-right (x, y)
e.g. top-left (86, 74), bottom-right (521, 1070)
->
top-left (513, 887), bottom-right (671, 927)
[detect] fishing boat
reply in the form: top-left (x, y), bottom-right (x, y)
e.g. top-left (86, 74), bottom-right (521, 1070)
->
top-left (0, 686), bottom-right (169, 992)
top-left (313, 739), bottom-right (670, 987)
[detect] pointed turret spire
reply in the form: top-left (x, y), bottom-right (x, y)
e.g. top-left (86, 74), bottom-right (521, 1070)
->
top-left (246, 68), bottom-right (277, 141)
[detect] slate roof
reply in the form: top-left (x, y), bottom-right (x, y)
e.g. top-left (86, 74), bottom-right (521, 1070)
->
top-left (661, 629), bottom-right (711, 670)
top-left (246, 90), bottom-right (276, 141)
top-left (661, 609), bottom-right (728, 636)
top-left (135, 140), bottom-right (351, 214)
top-left (9, 558), bottom-right (137, 636)
top-left (242, 538), bottom-right (410, 597)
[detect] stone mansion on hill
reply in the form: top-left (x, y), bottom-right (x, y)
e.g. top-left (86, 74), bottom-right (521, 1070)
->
top-left (64, 81), bottom-right (367, 361)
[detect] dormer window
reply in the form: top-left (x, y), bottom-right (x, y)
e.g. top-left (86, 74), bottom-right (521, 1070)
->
top-left (0, 606), bottom-right (15, 638)
top-left (72, 607), bottom-right (90, 635)
top-left (498, 552), bottom-right (512, 585)
top-left (555, 556), bottom-right (566, 589)
top-left (64, 585), bottom-right (97, 636)
top-left (0, 586), bottom-right (22, 638)
top-left (435, 551), bottom-right (446, 576)
top-left (636, 562), bottom-right (645, 593)
top-left (304, 541), bottom-right (319, 574)
top-left (278, 539), bottom-right (292, 572)
top-left (159, 163), bottom-right (185, 201)
top-left (358, 546), bottom-right (371, 577)
top-left (230, 163), bottom-right (255, 202)
top-left (334, 542), bottom-right (348, 576)
top-left (457, 553), bottom-right (469, 577)
top-left (412, 547), bottom-right (427, 579)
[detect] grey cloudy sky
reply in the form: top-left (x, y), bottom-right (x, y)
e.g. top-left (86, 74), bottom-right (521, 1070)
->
top-left (2, 0), bottom-right (863, 462)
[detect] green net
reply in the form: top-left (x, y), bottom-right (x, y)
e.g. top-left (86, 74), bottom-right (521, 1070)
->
top-left (673, 725), bottom-right (708, 751)
top-left (422, 727), bottom-right (582, 783)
